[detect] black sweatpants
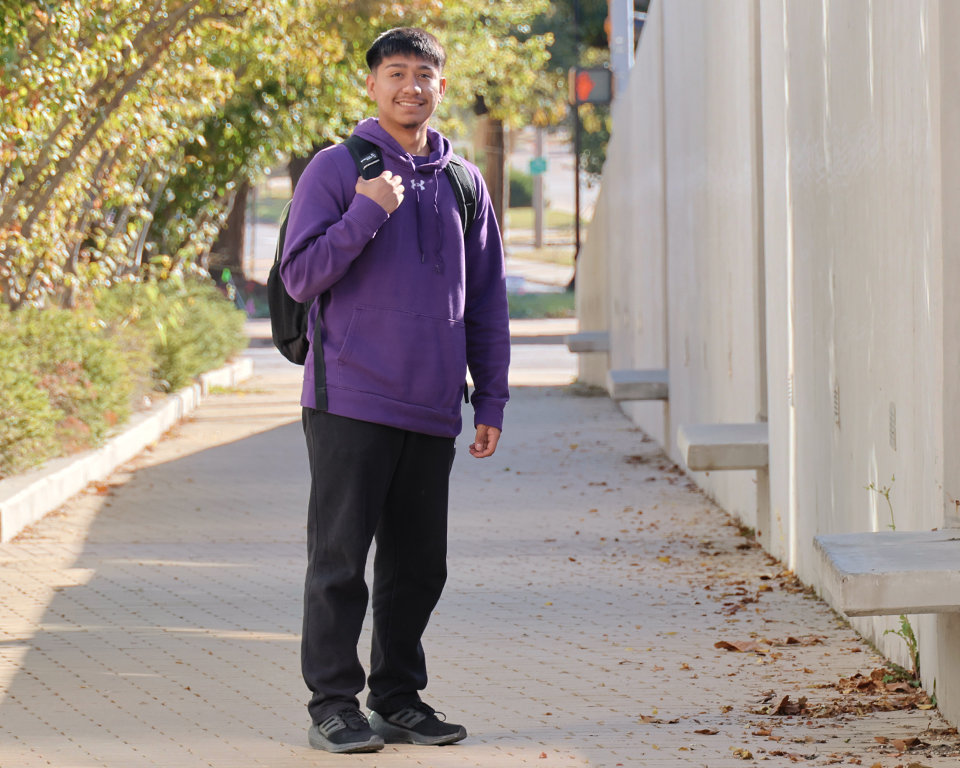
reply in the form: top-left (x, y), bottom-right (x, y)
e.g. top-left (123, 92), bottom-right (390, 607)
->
top-left (301, 408), bottom-right (456, 724)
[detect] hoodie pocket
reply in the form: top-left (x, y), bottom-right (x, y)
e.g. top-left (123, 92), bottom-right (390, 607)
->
top-left (337, 305), bottom-right (466, 412)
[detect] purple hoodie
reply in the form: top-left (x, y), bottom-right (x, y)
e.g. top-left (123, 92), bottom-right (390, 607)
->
top-left (280, 118), bottom-right (510, 438)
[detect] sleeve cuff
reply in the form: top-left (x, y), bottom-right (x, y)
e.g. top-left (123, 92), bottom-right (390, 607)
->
top-left (472, 400), bottom-right (504, 432)
top-left (344, 193), bottom-right (390, 235)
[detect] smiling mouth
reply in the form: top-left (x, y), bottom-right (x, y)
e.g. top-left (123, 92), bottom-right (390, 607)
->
top-left (396, 101), bottom-right (424, 107)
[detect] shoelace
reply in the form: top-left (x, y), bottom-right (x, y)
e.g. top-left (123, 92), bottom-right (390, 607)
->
top-left (408, 702), bottom-right (447, 722)
top-left (338, 707), bottom-right (370, 730)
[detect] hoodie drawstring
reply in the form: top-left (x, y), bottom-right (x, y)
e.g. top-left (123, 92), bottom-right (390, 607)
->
top-left (432, 168), bottom-right (444, 274)
top-left (350, 118), bottom-right (455, 276)
top-left (411, 166), bottom-right (444, 273)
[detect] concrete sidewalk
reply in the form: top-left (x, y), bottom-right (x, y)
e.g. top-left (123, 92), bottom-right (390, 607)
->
top-left (0, 348), bottom-right (956, 766)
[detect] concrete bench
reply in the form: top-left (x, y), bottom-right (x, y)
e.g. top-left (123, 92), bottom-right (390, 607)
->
top-left (565, 331), bottom-right (610, 353)
top-left (606, 369), bottom-right (669, 401)
top-left (676, 423), bottom-right (768, 471)
top-left (815, 530), bottom-right (960, 616)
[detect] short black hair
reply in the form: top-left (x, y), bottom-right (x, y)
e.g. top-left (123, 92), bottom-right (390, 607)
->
top-left (366, 27), bottom-right (446, 72)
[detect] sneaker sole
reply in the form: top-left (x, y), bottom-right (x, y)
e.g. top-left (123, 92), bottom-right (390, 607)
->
top-left (368, 712), bottom-right (467, 746)
top-left (308, 724), bottom-right (385, 753)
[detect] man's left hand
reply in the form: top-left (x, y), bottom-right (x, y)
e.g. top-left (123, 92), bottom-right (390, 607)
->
top-left (470, 425), bottom-right (500, 458)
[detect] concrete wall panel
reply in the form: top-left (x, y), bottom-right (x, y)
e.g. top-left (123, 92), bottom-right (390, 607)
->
top-left (578, 0), bottom-right (960, 724)
top-left (662, 0), bottom-right (765, 524)
top-left (760, 0), bottom-right (958, 720)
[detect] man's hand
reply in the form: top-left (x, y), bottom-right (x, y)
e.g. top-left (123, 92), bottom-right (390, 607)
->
top-left (470, 424), bottom-right (501, 458)
top-left (355, 170), bottom-right (404, 214)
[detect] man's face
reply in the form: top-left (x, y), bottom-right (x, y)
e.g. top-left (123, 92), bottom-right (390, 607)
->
top-left (366, 54), bottom-right (446, 133)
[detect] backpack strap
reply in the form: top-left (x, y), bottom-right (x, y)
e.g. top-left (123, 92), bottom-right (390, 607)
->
top-left (345, 136), bottom-right (477, 237)
top-left (343, 135), bottom-right (384, 180)
top-left (444, 156), bottom-right (477, 237)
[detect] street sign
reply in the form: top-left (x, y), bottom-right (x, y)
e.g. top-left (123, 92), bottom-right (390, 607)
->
top-left (529, 156), bottom-right (548, 176)
top-left (568, 67), bottom-right (613, 106)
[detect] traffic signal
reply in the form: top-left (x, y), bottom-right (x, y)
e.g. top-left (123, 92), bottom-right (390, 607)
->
top-left (568, 67), bottom-right (613, 106)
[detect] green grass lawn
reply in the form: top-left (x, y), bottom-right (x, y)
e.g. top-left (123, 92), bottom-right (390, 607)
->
top-left (507, 291), bottom-right (575, 319)
top-left (507, 246), bottom-right (575, 266)
top-left (506, 207), bottom-right (577, 230)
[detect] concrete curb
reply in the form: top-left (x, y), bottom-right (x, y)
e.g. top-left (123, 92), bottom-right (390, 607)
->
top-left (0, 357), bottom-right (254, 543)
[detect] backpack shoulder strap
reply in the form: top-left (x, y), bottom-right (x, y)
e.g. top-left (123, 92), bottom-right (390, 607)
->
top-left (443, 155), bottom-right (477, 237)
top-left (274, 200), bottom-right (293, 266)
top-left (343, 135), bottom-right (384, 180)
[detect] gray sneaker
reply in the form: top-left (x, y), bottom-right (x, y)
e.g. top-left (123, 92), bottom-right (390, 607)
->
top-left (308, 707), bottom-right (385, 753)
top-left (368, 702), bottom-right (467, 746)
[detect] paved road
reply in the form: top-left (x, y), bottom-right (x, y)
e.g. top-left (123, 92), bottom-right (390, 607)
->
top-left (0, 347), bottom-right (955, 766)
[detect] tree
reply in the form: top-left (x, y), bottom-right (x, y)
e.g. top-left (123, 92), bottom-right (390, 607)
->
top-left (0, 0), bottom-right (556, 306)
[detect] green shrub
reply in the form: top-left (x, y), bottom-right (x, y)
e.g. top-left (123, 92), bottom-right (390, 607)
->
top-left (509, 168), bottom-right (534, 208)
top-left (98, 278), bottom-right (248, 391)
top-left (0, 277), bottom-right (248, 479)
top-left (15, 306), bottom-right (133, 451)
top-left (0, 307), bottom-right (58, 479)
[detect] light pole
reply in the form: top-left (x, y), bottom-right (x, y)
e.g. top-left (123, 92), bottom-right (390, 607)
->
top-left (573, 0), bottom-right (581, 263)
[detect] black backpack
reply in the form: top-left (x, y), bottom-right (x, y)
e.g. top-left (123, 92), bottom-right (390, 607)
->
top-left (267, 135), bottom-right (477, 410)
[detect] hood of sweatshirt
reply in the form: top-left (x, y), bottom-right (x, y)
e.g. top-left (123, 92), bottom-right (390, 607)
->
top-left (353, 118), bottom-right (453, 271)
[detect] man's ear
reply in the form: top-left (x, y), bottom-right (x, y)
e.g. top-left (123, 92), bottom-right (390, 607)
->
top-left (438, 76), bottom-right (446, 100)
top-left (365, 73), bottom-right (376, 100)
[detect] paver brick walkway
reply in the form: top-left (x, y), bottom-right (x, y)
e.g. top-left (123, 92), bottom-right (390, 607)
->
top-left (0, 347), bottom-right (956, 766)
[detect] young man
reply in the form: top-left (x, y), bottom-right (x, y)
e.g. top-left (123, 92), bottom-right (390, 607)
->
top-left (280, 28), bottom-right (509, 754)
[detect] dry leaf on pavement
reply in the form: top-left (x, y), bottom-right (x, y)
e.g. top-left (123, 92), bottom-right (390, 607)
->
top-left (715, 639), bottom-right (770, 654)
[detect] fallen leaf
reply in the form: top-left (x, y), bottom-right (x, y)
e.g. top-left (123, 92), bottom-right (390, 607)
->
top-left (695, 728), bottom-right (719, 735)
top-left (715, 639), bottom-right (770, 654)
top-left (874, 737), bottom-right (888, 745)
top-left (886, 681), bottom-right (915, 693)
top-left (754, 694), bottom-right (809, 716)
top-left (731, 747), bottom-right (753, 759)
top-left (539, 752), bottom-right (547, 759)
top-left (776, 635), bottom-right (825, 647)
top-left (657, 556), bottom-right (670, 563)
top-left (639, 714), bottom-right (680, 724)
top-left (652, 665), bottom-right (664, 671)
top-left (752, 729), bottom-right (772, 736)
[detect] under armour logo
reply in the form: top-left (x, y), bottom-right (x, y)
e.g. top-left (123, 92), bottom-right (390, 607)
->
top-left (410, 179), bottom-right (425, 191)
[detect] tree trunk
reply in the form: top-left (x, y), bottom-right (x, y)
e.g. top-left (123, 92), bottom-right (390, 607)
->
top-left (289, 142), bottom-right (329, 194)
top-left (210, 179), bottom-right (249, 281)
top-left (481, 117), bottom-right (506, 234)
